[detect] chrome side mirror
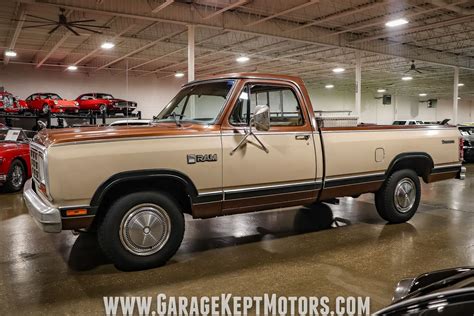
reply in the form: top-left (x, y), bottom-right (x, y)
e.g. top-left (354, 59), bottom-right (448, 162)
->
top-left (253, 104), bottom-right (270, 131)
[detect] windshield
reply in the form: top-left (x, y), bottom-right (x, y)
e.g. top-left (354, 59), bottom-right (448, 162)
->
top-left (154, 80), bottom-right (235, 125)
top-left (96, 93), bottom-right (114, 100)
top-left (41, 93), bottom-right (62, 100)
top-left (0, 129), bottom-right (29, 142)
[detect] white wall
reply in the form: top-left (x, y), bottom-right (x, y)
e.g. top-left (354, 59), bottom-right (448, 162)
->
top-left (307, 87), bottom-right (474, 124)
top-left (0, 64), bottom-right (185, 118)
top-left (1, 64), bottom-right (472, 124)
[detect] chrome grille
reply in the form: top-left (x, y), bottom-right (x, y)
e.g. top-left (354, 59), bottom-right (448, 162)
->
top-left (30, 145), bottom-right (45, 184)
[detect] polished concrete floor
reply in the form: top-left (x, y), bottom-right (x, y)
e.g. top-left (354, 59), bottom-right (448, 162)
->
top-left (0, 165), bottom-right (473, 314)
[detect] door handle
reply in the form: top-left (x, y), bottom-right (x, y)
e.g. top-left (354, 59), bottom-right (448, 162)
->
top-left (295, 135), bottom-right (310, 140)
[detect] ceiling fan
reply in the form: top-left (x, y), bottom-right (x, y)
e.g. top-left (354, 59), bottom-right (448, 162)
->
top-left (405, 60), bottom-right (423, 74)
top-left (14, 8), bottom-right (109, 36)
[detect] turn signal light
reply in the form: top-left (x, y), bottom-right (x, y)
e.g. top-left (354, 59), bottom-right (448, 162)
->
top-left (66, 209), bottom-right (88, 216)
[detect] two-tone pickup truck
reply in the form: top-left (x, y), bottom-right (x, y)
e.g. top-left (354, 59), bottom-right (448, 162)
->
top-left (24, 73), bottom-right (465, 270)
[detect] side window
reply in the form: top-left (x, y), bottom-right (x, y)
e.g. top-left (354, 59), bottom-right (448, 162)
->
top-left (230, 84), bottom-right (304, 127)
top-left (409, 121), bottom-right (416, 125)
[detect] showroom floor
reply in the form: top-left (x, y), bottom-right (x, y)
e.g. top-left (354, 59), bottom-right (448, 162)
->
top-left (0, 165), bottom-right (473, 314)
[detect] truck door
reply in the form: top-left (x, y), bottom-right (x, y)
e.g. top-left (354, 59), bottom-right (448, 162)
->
top-left (221, 80), bottom-right (318, 215)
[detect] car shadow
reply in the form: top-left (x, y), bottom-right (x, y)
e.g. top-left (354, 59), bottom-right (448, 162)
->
top-left (67, 203), bottom-right (351, 272)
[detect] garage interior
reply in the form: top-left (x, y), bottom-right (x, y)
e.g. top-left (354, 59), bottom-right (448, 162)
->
top-left (0, 0), bottom-right (473, 314)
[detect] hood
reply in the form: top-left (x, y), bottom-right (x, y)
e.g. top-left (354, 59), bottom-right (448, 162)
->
top-left (0, 142), bottom-right (28, 153)
top-left (34, 123), bottom-right (220, 147)
top-left (56, 99), bottom-right (78, 106)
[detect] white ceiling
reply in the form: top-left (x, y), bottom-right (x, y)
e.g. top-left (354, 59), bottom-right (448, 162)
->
top-left (1, 0), bottom-right (473, 98)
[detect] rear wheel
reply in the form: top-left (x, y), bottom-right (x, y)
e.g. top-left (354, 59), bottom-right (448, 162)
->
top-left (375, 169), bottom-right (421, 223)
top-left (99, 104), bottom-right (107, 114)
top-left (97, 191), bottom-right (184, 270)
top-left (42, 104), bottom-right (49, 114)
top-left (5, 160), bottom-right (26, 192)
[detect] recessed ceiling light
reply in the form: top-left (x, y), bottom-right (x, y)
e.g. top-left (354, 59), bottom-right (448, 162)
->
top-left (67, 65), bottom-right (78, 71)
top-left (377, 89), bottom-right (386, 93)
top-left (174, 72), bottom-right (185, 78)
top-left (325, 84), bottom-right (334, 89)
top-left (4, 50), bottom-right (17, 57)
top-left (385, 18), bottom-right (408, 27)
top-left (458, 83), bottom-right (464, 87)
top-left (401, 76), bottom-right (413, 81)
top-left (236, 56), bottom-right (250, 63)
top-left (101, 42), bottom-right (115, 49)
top-left (419, 93), bottom-right (427, 97)
top-left (332, 67), bottom-right (345, 73)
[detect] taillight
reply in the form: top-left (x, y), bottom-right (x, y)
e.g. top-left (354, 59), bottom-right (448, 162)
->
top-left (459, 137), bottom-right (464, 161)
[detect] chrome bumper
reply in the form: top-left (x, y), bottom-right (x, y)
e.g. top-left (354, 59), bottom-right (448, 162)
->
top-left (457, 166), bottom-right (466, 180)
top-left (23, 179), bottom-right (62, 233)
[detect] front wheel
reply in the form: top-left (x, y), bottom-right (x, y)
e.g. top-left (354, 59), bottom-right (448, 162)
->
top-left (42, 104), bottom-right (49, 114)
top-left (375, 169), bottom-right (421, 223)
top-left (97, 191), bottom-right (184, 270)
top-left (5, 160), bottom-right (26, 192)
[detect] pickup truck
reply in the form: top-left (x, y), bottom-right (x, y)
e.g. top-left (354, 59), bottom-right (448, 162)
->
top-left (24, 73), bottom-right (465, 270)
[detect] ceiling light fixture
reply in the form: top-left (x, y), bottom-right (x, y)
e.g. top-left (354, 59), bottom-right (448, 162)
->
top-left (101, 42), bottom-right (115, 49)
top-left (385, 18), bottom-right (408, 27)
top-left (175, 72), bottom-right (185, 78)
top-left (4, 50), bottom-right (17, 57)
top-left (458, 83), bottom-right (464, 87)
top-left (457, 97), bottom-right (461, 100)
top-left (325, 84), bottom-right (334, 89)
top-left (67, 65), bottom-right (78, 71)
top-left (377, 89), bottom-right (386, 93)
top-left (332, 67), bottom-right (345, 73)
top-left (401, 76), bottom-right (413, 81)
top-left (419, 93), bottom-right (427, 97)
top-left (236, 56), bottom-right (250, 63)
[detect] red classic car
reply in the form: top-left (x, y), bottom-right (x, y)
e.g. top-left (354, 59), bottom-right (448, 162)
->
top-left (0, 128), bottom-right (33, 192)
top-left (76, 93), bottom-right (137, 115)
top-left (0, 91), bottom-right (28, 113)
top-left (25, 92), bottom-right (79, 114)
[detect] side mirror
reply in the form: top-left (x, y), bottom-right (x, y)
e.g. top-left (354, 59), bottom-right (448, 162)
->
top-left (253, 105), bottom-right (270, 131)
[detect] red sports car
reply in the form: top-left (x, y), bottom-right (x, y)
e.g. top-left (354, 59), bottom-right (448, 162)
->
top-left (0, 128), bottom-right (33, 192)
top-left (0, 91), bottom-right (28, 113)
top-left (76, 92), bottom-right (137, 115)
top-left (25, 92), bottom-right (79, 114)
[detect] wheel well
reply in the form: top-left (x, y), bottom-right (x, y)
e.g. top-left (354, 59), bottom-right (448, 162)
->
top-left (91, 176), bottom-right (193, 228)
top-left (387, 153), bottom-right (434, 183)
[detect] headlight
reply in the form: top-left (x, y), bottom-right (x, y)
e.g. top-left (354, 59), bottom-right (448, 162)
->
top-left (74, 101), bottom-right (79, 106)
top-left (392, 278), bottom-right (415, 302)
top-left (54, 100), bottom-right (58, 105)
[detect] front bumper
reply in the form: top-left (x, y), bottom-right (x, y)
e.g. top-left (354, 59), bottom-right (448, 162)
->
top-left (23, 179), bottom-right (62, 233)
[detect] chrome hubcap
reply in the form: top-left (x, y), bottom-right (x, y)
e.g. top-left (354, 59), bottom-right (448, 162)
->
top-left (11, 165), bottom-right (23, 187)
top-left (394, 178), bottom-right (416, 213)
top-left (43, 105), bottom-right (48, 113)
top-left (119, 204), bottom-right (171, 256)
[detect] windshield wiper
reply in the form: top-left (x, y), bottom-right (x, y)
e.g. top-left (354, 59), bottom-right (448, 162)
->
top-left (162, 113), bottom-right (185, 127)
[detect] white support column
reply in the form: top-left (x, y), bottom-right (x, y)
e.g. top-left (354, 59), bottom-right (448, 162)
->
top-left (453, 67), bottom-right (459, 125)
top-left (187, 25), bottom-right (195, 82)
top-left (355, 51), bottom-right (362, 122)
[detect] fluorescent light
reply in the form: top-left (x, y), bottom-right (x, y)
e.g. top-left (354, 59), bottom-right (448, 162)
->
top-left (377, 89), bottom-right (386, 93)
top-left (236, 56), bottom-right (250, 63)
top-left (458, 83), bottom-right (464, 87)
top-left (4, 50), bottom-right (17, 57)
top-left (325, 84), bottom-right (334, 89)
top-left (457, 97), bottom-right (461, 100)
top-left (67, 65), bottom-right (78, 71)
top-left (332, 67), bottom-right (345, 73)
top-left (401, 76), bottom-right (413, 81)
top-left (101, 42), bottom-right (115, 49)
top-left (385, 18), bottom-right (408, 27)
top-left (174, 72), bottom-right (185, 78)
top-left (419, 93), bottom-right (427, 97)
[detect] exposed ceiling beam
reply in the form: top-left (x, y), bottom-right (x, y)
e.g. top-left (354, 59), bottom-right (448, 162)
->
top-left (430, 0), bottom-right (474, 15)
top-left (202, 0), bottom-right (249, 20)
top-left (152, 0), bottom-right (174, 13)
top-left (21, 0), bottom-right (474, 69)
top-left (95, 29), bottom-right (185, 70)
top-left (4, 4), bottom-right (26, 65)
top-left (70, 24), bottom-right (136, 66)
top-left (246, 0), bottom-right (318, 27)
